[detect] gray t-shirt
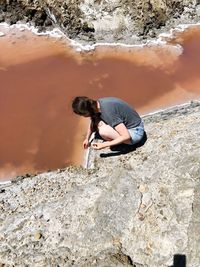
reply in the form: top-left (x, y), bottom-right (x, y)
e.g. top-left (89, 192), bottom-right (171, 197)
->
top-left (98, 97), bottom-right (141, 129)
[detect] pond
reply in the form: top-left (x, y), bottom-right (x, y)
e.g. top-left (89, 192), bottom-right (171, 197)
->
top-left (0, 24), bottom-right (200, 181)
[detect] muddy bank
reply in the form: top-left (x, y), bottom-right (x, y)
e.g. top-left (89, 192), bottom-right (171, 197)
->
top-left (1, 0), bottom-right (200, 44)
top-left (0, 101), bottom-right (199, 267)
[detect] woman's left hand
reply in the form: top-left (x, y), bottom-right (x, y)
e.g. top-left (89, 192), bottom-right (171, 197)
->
top-left (91, 142), bottom-right (109, 150)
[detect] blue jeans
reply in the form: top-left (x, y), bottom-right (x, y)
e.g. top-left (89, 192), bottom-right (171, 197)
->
top-left (128, 121), bottom-right (144, 145)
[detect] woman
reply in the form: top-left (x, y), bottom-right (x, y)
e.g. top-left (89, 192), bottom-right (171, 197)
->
top-left (72, 96), bottom-right (144, 150)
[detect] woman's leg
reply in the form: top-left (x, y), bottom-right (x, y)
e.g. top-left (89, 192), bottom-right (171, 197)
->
top-left (97, 121), bottom-right (133, 145)
top-left (97, 121), bottom-right (120, 141)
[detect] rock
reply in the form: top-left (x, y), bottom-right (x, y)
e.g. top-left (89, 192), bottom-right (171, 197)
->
top-left (138, 184), bottom-right (149, 193)
top-left (24, 7), bottom-right (37, 19)
top-left (0, 189), bottom-right (5, 193)
top-left (0, 15), bottom-right (5, 23)
top-left (82, 21), bottom-right (95, 33)
top-left (34, 231), bottom-right (43, 241)
top-left (1, 3), bottom-right (7, 12)
top-left (9, 15), bottom-right (19, 24)
top-left (0, 102), bottom-right (200, 266)
top-left (44, 17), bottom-right (53, 27)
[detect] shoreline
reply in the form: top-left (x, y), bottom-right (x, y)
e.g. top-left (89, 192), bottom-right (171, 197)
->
top-left (1, 21), bottom-right (200, 51)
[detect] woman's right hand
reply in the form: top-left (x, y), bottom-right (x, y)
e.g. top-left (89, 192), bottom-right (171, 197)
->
top-left (83, 139), bottom-right (90, 149)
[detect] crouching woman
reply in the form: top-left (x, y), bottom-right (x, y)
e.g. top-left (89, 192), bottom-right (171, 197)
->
top-left (72, 96), bottom-right (144, 150)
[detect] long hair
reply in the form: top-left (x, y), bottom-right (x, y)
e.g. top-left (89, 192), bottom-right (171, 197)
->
top-left (72, 96), bottom-right (101, 131)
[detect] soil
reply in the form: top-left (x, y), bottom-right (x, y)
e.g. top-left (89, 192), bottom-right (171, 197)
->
top-left (0, 0), bottom-right (200, 44)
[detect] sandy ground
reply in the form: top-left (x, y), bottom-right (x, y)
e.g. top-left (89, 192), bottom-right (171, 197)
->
top-left (0, 24), bottom-right (200, 181)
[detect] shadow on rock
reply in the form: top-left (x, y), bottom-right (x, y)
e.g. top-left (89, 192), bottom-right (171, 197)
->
top-left (169, 254), bottom-right (186, 267)
top-left (100, 131), bottom-right (147, 158)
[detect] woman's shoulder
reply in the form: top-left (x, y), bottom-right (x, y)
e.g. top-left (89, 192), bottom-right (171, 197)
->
top-left (98, 97), bottom-right (122, 104)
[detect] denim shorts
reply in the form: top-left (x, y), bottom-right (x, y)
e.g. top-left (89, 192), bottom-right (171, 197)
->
top-left (128, 121), bottom-right (144, 145)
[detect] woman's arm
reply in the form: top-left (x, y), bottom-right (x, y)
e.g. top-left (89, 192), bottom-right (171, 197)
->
top-left (83, 120), bottom-right (94, 149)
top-left (92, 123), bottom-right (131, 149)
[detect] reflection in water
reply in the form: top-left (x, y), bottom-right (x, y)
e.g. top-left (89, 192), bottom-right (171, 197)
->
top-left (0, 26), bottom-right (200, 180)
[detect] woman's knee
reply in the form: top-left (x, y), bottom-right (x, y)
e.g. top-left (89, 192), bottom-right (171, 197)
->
top-left (97, 121), bottom-right (119, 140)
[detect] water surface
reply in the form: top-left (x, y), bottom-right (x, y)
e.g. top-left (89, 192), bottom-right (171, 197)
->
top-left (0, 25), bottom-right (200, 180)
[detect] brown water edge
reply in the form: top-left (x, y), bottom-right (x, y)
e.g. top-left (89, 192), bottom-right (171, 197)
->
top-left (0, 26), bottom-right (200, 181)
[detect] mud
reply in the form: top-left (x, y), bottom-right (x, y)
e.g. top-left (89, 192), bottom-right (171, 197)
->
top-left (0, 25), bottom-right (200, 180)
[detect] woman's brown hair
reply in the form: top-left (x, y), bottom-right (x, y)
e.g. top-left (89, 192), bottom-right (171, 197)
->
top-left (72, 96), bottom-right (97, 116)
top-left (72, 96), bottom-right (101, 131)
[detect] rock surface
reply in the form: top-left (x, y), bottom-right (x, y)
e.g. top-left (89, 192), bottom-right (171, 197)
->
top-left (0, 0), bottom-right (200, 43)
top-left (0, 101), bottom-right (200, 267)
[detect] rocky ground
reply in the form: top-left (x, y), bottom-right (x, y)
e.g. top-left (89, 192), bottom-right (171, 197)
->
top-left (0, 101), bottom-right (200, 267)
top-left (0, 0), bottom-right (200, 44)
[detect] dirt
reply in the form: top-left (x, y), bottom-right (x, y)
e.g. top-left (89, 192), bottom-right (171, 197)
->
top-left (0, 0), bottom-right (200, 44)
